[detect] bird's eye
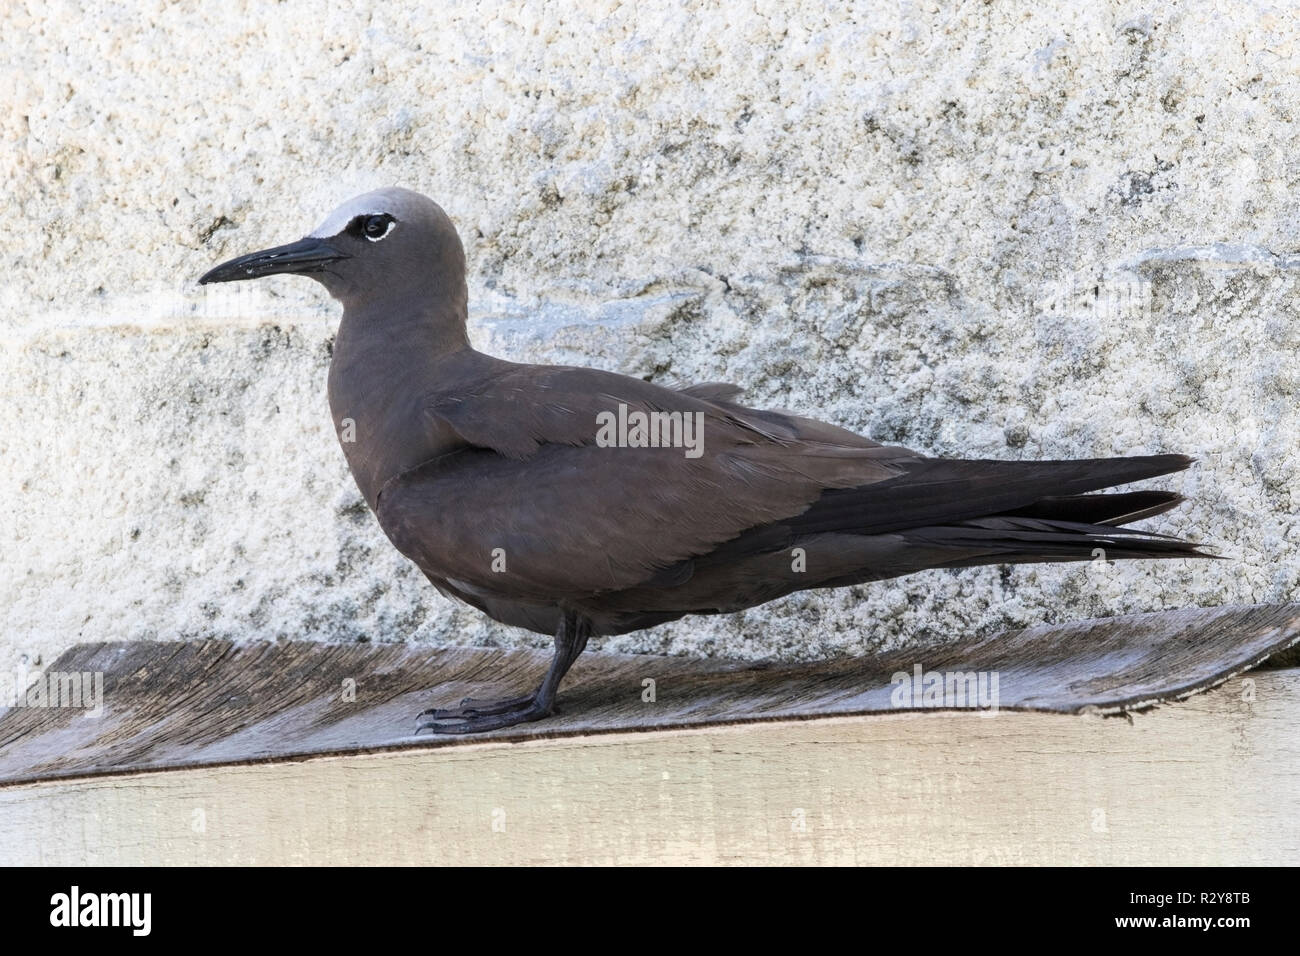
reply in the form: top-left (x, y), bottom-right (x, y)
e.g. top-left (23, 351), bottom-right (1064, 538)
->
top-left (361, 214), bottom-right (395, 241)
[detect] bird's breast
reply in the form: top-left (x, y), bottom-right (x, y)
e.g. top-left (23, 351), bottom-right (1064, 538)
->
top-left (326, 354), bottom-right (453, 510)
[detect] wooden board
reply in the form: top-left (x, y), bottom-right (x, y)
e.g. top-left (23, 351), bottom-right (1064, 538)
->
top-left (1, 669), bottom-right (1295, 865)
top-left (0, 603), bottom-right (1297, 785)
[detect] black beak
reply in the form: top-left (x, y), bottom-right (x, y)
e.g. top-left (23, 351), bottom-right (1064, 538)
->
top-left (198, 236), bottom-right (349, 285)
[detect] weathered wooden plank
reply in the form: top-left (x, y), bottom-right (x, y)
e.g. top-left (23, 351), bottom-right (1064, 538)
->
top-left (0, 669), bottom-right (1294, 865)
top-left (0, 603), bottom-right (1296, 785)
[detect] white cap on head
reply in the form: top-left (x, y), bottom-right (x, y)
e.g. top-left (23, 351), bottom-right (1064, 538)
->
top-left (308, 187), bottom-right (431, 238)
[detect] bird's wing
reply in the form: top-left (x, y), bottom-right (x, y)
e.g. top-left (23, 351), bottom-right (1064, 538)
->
top-left (675, 381), bottom-right (745, 403)
top-left (375, 365), bottom-right (917, 601)
top-left (426, 364), bottom-right (898, 460)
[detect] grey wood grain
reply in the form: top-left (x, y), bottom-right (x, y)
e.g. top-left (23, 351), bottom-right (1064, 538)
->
top-left (1, 602), bottom-right (1296, 786)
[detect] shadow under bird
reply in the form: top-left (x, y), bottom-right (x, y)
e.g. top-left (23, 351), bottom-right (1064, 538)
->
top-left (199, 187), bottom-right (1209, 734)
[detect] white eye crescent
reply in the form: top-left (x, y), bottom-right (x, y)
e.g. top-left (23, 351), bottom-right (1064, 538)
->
top-left (362, 215), bottom-right (396, 242)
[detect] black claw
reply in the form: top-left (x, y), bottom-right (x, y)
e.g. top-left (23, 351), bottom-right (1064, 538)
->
top-left (412, 611), bottom-right (589, 735)
top-left (413, 701), bottom-right (550, 735)
top-left (413, 692), bottom-right (551, 734)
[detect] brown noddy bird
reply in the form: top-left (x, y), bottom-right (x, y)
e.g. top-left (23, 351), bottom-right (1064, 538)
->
top-left (199, 187), bottom-right (1209, 734)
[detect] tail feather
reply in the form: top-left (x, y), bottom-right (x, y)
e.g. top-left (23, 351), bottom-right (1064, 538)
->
top-left (1002, 489), bottom-right (1186, 526)
top-left (693, 453), bottom-right (1207, 590)
top-left (790, 453), bottom-right (1193, 538)
top-left (906, 515), bottom-right (1210, 562)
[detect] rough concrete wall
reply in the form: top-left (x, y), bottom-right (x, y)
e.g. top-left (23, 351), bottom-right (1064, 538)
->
top-left (3, 1), bottom-right (1297, 676)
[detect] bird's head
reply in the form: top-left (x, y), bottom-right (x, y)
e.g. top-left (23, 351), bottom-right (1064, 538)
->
top-left (198, 187), bottom-right (467, 312)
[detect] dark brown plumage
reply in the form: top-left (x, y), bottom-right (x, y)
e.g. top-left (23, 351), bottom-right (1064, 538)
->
top-left (199, 187), bottom-right (1208, 734)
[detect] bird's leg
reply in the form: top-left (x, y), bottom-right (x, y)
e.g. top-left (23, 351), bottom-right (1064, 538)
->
top-left (415, 612), bottom-right (591, 734)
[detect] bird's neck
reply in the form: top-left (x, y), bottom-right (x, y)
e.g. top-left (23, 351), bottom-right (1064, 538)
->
top-left (326, 299), bottom-right (473, 508)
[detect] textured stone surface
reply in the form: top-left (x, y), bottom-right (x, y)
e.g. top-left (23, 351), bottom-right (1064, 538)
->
top-left (3, 1), bottom-right (1298, 675)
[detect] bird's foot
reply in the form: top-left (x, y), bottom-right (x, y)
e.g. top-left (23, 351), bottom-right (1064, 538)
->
top-left (414, 693), bottom-right (551, 735)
